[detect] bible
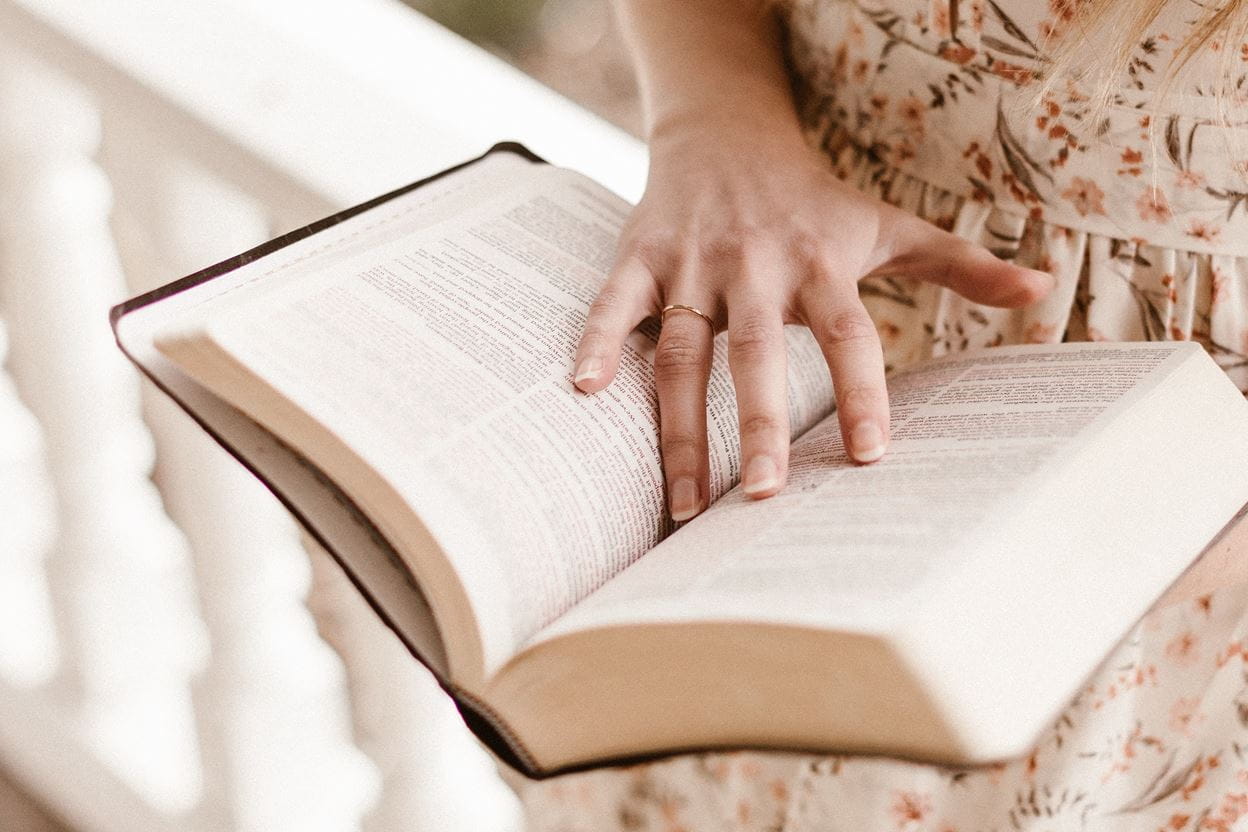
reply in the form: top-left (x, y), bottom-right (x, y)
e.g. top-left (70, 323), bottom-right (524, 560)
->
top-left (111, 143), bottom-right (1248, 778)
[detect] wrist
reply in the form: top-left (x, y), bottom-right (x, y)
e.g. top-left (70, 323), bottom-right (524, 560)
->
top-left (623, 3), bottom-right (804, 148)
top-left (646, 100), bottom-right (810, 161)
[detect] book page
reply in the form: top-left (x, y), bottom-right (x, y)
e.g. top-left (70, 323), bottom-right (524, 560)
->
top-left (160, 166), bottom-right (835, 675)
top-left (542, 342), bottom-right (1193, 639)
top-left (155, 150), bottom-right (545, 328)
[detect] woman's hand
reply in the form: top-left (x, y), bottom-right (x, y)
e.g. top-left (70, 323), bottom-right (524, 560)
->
top-left (572, 115), bottom-right (1055, 521)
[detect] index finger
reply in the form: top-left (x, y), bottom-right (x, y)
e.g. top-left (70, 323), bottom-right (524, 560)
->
top-left (573, 256), bottom-right (657, 393)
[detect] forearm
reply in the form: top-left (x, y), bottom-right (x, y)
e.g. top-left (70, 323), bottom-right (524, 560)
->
top-left (613, 0), bottom-right (804, 145)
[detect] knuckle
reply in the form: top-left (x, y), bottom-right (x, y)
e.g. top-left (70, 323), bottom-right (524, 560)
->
top-left (740, 412), bottom-right (783, 439)
top-left (801, 260), bottom-right (837, 291)
top-left (661, 431), bottom-right (704, 461)
top-left (578, 325), bottom-right (607, 351)
top-left (653, 334), bottom-right (704, 377)
top-left (588, 286), bottom-right (625, 317)
top-left (629, 233), bottom-right (675, 270)
top-left (734, 226), bottom-right (770, 257)
top-left (698, 234), bottom-right (745, 265)
top-left (833, 381), bottom-right (886, 412)
top-left (697, 226), bottom-right (770, 266)
top-left (784, 230), bottom-right (822, 267)
top-left (814, 307), bottom-right (879, 346)
top-left (728, 316), bottom-right (775, 355)
top-left (934, 247), bottom-right (969, 286)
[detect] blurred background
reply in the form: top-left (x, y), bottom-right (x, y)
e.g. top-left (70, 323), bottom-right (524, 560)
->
top-left (0, 0), bottom-right (643, 830)
top-left (407, 0), bottom-right (641, 135)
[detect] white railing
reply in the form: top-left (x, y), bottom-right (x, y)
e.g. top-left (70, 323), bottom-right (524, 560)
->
top-left (0, 1), bottom-right (646, 829)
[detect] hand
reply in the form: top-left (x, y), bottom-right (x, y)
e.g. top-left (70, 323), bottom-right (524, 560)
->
top-left (572, 117), bottom-right (1054, 521)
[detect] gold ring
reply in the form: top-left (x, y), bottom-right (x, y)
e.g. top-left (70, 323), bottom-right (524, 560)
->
top-left (660, 303), bottom-right (715, 329)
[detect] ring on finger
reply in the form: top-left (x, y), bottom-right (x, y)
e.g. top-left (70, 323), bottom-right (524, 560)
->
top-left (660, 303), bottom-right (715, 329)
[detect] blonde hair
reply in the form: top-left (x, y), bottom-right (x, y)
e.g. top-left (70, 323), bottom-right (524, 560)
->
top-left (1042, 0), bottom-right (1248, 118)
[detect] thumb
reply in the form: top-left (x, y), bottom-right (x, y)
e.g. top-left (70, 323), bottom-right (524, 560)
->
top-left (880, 217), bottom-right (1056, 309)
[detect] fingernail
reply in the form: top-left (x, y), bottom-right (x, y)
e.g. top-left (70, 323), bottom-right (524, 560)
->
top-left (742, 456), bottom-right (779, 495)
top-left (574, 356), bottom-right (603, 385)
top-left (670, 477), bottom-right (701, 522)
top-left (850, 422), bottom-right (886, 463)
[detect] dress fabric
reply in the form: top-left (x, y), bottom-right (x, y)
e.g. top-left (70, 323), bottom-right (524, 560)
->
top-left (521, 1), bottom-right (1248, 829)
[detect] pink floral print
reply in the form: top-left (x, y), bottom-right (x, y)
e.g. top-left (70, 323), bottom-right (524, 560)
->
top-left (776, 0), bottom-right (1248, 390)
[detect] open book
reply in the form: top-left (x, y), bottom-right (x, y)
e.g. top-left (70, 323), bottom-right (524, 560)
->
top-left (112, 143), bottom-right (1248, 778)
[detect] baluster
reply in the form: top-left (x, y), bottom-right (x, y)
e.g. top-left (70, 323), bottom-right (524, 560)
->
top-left (305, 538), bottom-right (524, 832)
top-left (0, 51), bottom-right (208, 813)
top-left (0, 317), bottom-right (59, 688)
top-left (105, 146), bottom-right (378, 831)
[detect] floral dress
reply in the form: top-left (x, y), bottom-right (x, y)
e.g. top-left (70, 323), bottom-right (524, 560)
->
top-left (520, 1), bottom-right (1248, 829)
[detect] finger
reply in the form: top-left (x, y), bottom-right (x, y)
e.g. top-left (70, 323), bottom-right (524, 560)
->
top-left (727, 293), bottom-right (789, 499)
top-left (654, 303), bottom-right (715, 521)
top-left (882, 215), bottom-right (1056, 308)
top-left (573, 256), bottom-right (657, 393)
top-left (800, 279), bottom-right (890, 464)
